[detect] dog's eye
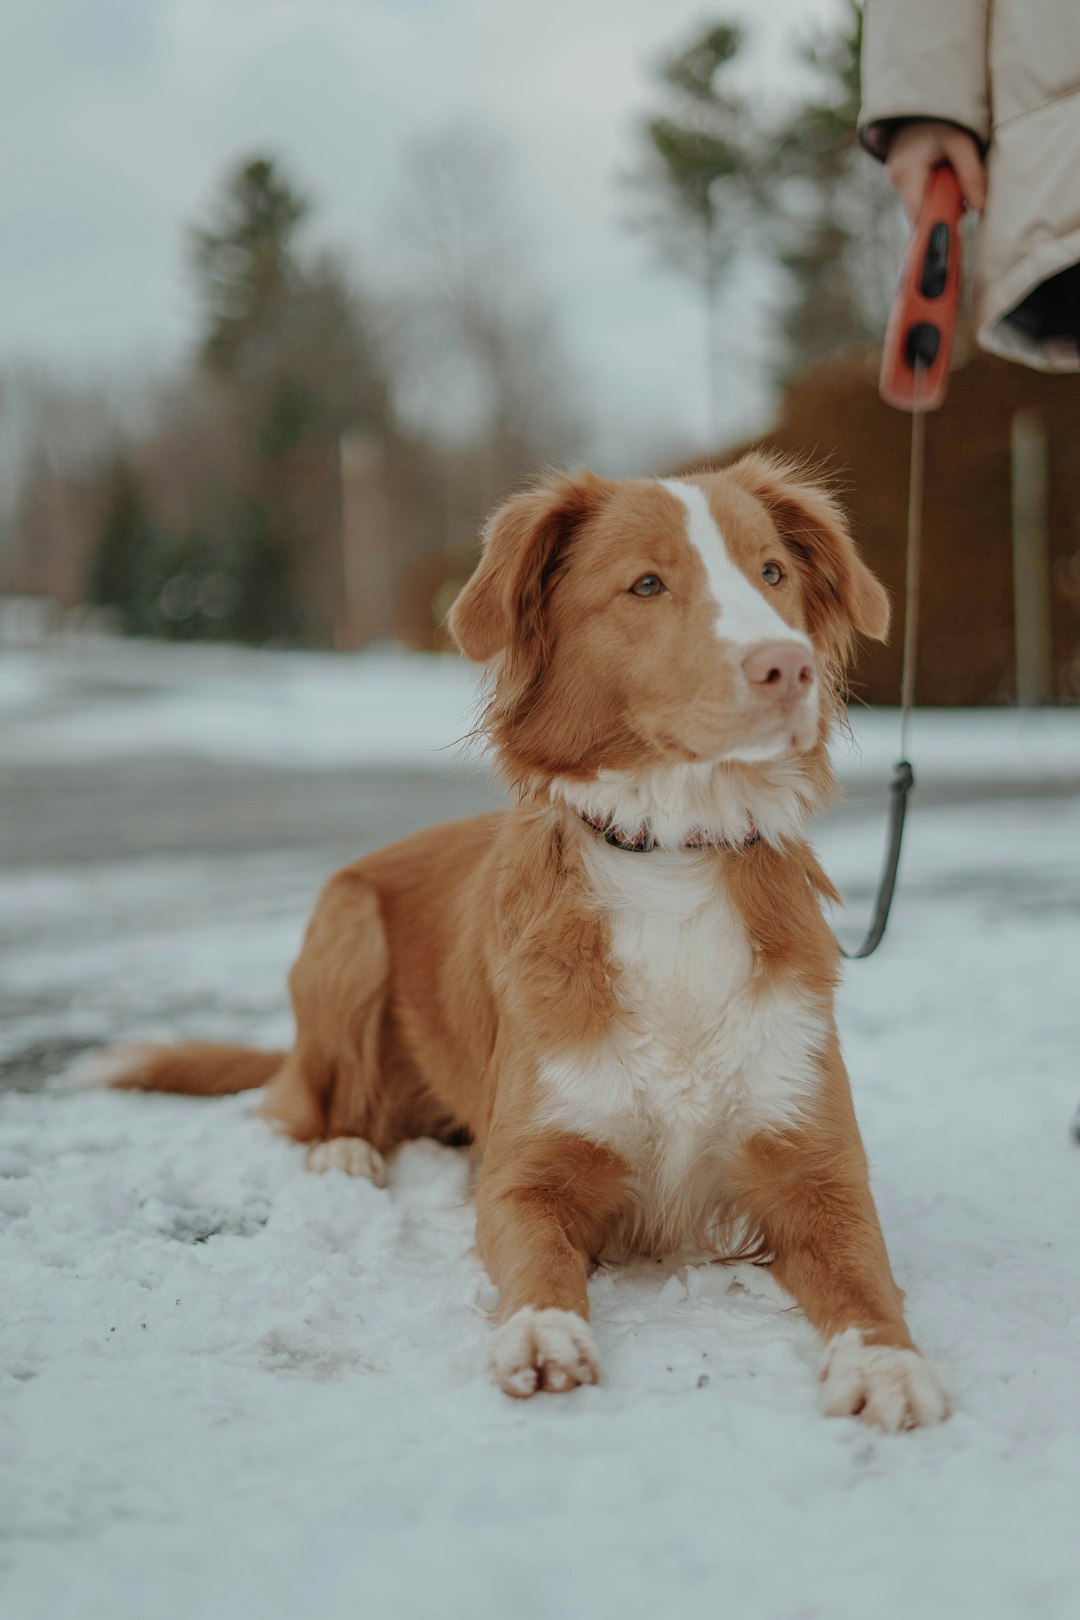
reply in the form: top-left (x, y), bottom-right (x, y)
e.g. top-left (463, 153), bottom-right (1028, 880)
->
top-left (762, 561), bottom-right (784, 587)
top-left (630, 575), bottom-right (665, 598)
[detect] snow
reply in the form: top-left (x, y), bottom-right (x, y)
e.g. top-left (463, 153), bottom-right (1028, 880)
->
top-left (0, 640), bottom-right (481, 771)
top-left (2, 640), bottom-right (1079, 1620)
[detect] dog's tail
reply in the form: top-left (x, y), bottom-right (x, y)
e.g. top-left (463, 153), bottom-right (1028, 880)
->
top-left (68, 1040), bottom-right (286, 1097)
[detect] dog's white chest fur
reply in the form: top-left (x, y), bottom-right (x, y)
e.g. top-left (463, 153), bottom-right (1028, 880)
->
top-left (537, 843), bottom-right (827, 1242)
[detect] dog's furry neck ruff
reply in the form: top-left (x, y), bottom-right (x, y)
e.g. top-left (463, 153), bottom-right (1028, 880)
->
top-left (547, 749), bottom-right (836, 854)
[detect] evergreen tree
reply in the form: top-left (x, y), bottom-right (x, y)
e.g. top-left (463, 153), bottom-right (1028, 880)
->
top-left (191, 157), bottom-right (389, 455)
top-left (192, 157), bottom-right (308, 379)
top-left (768, 0), bottom-right (901, 378)
top-left (632, 4), bottom-right (903, 406)
top-left (185, 155), bottom-right (394, 643)
top-left (86, 459), bottom-right (160, 632)
top-left (631, 24), bottom-right (762, 439)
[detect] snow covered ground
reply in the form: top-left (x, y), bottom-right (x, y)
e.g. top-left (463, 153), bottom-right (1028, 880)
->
top-left (2, 639), bottom-right (1079, 1620)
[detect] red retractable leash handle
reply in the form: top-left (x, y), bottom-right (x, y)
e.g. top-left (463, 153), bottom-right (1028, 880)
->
top-left (879, 163), bottom-right (964, 412)
top-left (839, 167), bottom-right (964, 959)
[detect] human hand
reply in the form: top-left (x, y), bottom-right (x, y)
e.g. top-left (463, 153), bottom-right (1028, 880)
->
top-left (885, 121), bottom-right (986, 224)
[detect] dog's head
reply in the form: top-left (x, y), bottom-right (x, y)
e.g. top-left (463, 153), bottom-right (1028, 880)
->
top-left (449, 452), bottom-right (888, 784)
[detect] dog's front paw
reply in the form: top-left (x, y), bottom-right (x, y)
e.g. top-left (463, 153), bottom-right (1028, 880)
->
top-left (490, 1307), bottom-right (600, 1398)
top-left (820, 1329), bottom-right (950, 1432)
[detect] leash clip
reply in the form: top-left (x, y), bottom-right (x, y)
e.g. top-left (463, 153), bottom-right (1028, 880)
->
top-left (837, 757), bottom-right (916, 961)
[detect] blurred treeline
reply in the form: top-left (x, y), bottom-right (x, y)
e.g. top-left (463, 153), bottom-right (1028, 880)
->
top-left (1, 1), bottom-right (1077, 700)
top-left (1, 134), bottom-right (582, 651)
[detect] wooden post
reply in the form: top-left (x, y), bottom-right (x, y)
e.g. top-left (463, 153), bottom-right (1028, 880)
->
top-left (337, 430), bottom-right (396, 651)
top-left (1010, 409), bottom-right (1053, 706)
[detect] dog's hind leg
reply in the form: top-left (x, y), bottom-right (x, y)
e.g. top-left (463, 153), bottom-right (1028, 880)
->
top-left (305, 1137), bottom-right (389, 1185)
top-left (258, 867), bottom-right (395, 1184)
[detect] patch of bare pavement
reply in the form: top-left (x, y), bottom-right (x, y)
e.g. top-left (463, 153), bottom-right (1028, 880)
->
top-left (0, 752), bottom-right (1077, 869)
top-left (0, 757), bottom-right (504, 867)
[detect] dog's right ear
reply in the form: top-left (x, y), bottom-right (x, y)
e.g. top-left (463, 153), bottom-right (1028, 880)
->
top-left (449, 470), bottom-right (612, 663)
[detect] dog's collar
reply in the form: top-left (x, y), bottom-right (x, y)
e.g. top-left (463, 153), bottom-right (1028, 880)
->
top-left (577, 808), bottom-right (760, 855)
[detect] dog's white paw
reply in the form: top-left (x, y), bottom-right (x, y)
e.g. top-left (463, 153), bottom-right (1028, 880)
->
top-left (490, 1307), bottom-right (600, 1399)
top-left (820, 1328), bottom-right (950, 1432)
top-left (306, 1138), bottom-right (388, 1187)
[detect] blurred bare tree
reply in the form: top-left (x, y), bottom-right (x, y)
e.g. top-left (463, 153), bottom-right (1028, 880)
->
top-left (0, 363), bottom-right (146, 603)
top-left (389, 128), bottom-right (586, 522)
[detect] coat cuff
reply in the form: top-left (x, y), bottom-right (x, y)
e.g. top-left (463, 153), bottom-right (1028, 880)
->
top-left (859, 115), bottom-right (989, 163)
top-left (858, 0), bottom-right (991, 160)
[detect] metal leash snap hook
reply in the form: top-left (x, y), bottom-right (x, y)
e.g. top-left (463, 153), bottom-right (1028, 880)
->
top-left (837, 758), bottom-right (916, 961)
top-left (892, 759), bottom-right (915, 797)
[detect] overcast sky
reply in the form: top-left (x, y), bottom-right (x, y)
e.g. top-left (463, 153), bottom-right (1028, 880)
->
top-left (1, 0), bottom-right (847, 470)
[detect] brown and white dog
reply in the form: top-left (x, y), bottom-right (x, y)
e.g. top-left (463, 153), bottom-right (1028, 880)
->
top-left (101, 453), bottom-right (949, 1430)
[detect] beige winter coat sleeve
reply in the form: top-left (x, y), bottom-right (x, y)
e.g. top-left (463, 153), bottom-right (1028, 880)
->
top-left (860, 0), bottom-right (991, 159)
top-left (859, 0), bottom-right (1080, 373)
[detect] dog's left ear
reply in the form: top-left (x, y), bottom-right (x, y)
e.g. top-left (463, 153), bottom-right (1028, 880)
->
top-left (727, 452), bottom-right (890, 645)
top-left (449, 469), bottom-right (612, 663)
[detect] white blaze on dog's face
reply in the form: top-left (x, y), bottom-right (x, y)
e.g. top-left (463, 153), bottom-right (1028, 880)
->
top-left (656, 477), bottom-right (817, 762)
top-left (448, 453), bottom-right (890, 781)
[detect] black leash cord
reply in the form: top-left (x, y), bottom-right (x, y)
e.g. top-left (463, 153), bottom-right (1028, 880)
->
top-left (836, 759), bottom-right (915, 960)
top-left (835, 364), bottom-right (925, 961)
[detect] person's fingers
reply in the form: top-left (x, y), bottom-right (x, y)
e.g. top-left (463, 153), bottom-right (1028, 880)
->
top-left (888, 154), bottom-right (930, 225)
top-left (899, 167), bottom-right (927, 226)
top-left (885, 123), bottom-right (987, 224)
top-left (944, 133), bottom-right (987, 213)
top-left (885, 128), bottom-right (938, 223)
